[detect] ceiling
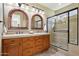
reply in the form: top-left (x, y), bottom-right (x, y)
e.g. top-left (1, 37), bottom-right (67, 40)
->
top-left (40, 3), bottom-right (71, 10)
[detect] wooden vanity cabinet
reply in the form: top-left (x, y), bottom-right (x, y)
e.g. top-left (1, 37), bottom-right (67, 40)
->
top-left (2, 35), bottom-right (50, 56)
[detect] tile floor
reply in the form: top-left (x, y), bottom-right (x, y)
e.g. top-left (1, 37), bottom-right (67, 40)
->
top-left (35, 44), bottom-right (79, 56)
top-left (35, 47), bottom-right (66, 56)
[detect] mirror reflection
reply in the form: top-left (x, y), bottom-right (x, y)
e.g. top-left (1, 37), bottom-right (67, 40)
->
top-left (9, 9), bottom-right (28, 29)
top-left (31, 14), bottom-right (43, 29)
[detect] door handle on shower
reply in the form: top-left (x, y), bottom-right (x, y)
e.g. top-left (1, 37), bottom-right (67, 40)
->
top-left (0, 21), bottom-right (3, 22)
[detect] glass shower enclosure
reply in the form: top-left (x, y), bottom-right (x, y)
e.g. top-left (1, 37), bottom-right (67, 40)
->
top-left (47, 12), bottom-right (69, 50)
top-left (47, 8), bottom-right (78, 51)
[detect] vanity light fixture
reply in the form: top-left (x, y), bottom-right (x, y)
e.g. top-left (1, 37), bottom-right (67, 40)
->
top-left (21, 4), bottom-right (25, 8)
top-left (15, 3), bottom-right (19, 7)
top-left (32, 7), bottom-right (35, 12)
top-left (18, 3), bottom-right (22, 7)
top-left (39, 10), bottom-right (42, 14)
top-left (39, 10), bottom-right (45, 14)
top-left (35, 8), bottom-right (39, 13)
top-left (17, 3), bottom-right (45, 14)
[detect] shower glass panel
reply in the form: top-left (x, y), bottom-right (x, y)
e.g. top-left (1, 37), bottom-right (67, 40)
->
top-left (47, 17), bottom-right (55, 44)
top-left (53, 32), bottom-right (68, 50)
top-left (47, 17), bottom-right (55, 32)
top-left (53, 13), bottom-right (68, 50)
top-left (55, 13), bottom-right (68, 30)
top-left (69, 9), bottom-right (78, 45)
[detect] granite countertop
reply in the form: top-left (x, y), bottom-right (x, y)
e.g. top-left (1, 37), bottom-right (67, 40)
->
top-left (2, 33), bottom-right (50, 39)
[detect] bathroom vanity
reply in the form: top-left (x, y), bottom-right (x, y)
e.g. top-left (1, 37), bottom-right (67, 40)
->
top-left (2, 33), bottom-right (50, 56)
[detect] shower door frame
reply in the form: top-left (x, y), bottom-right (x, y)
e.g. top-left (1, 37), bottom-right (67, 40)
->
top-left (47, 7), bottom-right (79, 51)
top-left (68, 8), bottom-right (78, 45)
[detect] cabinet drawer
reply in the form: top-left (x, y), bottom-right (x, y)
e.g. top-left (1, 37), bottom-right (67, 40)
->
top-left (2, 39), bottom-right (19, 45)
top-left (35, 42), bottom-right (43, 46)
top-left (23, 48), bottom-right (33, 56)
top-left (6, 46), bottom-right (19, 56)
top-left (3, 42), bottom-right (19, 48)
top-left (33, 45), bottom-right (43, 54)
top-left (35, 39), bottom-right (42, 43)
top-left (35, 38), bottom-right (42, 42)
top-left (35, 46), bottom-right (43, 53)
top-left (23, 37), bottom-right (33, 42)
top-left (43, 35), bottom-right (50, 40)
top-left (23, 42), bottom-right (33, 49)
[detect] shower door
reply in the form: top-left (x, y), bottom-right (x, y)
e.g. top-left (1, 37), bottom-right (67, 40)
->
top-left (53, 13), bottom-right (68, 50)
top-left (69, 9), bottom-right (78, 45)
top-left (47, 17), bottom-right (55, 44)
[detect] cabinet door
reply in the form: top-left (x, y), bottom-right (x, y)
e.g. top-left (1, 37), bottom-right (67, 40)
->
top-left (22, 37), bottom-right (34, 56)
top-left (35, 45), bottom-right (43, 54)
top-left (23, 37), bottom-right (34, 49)
top-left (6, 45), bottom-right (19, 56)
top-left (23, 48), bottom-right (33, 56)
top-left (2, 39), bottom-right (19, 56)
top-left (35, 36), bottom-right (43, 46)
top-left (43, 35), bottom-right (50, 50)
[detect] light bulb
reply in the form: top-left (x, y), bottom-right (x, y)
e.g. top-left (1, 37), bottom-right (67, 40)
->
top-left (32, 7), bottom-right (35, 12)
top-left (21, 4), bottom-right (25, 8)
top-left (39, 10), bottom-right (42, 14)
top-left (35, 9), bottom-right (38, 13)
top-left (26, 5), bottom-right (29, 10)
top-left (42, 11), bottom-right (45, 14)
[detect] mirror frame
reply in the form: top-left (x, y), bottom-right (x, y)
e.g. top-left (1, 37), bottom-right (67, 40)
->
top-left (31, 14), bottom-right (43, 29)
top-left (8, 9), bottom-right (29, 29)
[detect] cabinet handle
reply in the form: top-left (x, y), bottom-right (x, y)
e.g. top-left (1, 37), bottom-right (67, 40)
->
top-left (10, 44), bottom-right (15, 46)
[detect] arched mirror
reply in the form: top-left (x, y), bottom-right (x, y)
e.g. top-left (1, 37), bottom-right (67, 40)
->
top-left (8, 9), bottom-right (28, 29)
top-left (31, 14), bottom-right (43, 29)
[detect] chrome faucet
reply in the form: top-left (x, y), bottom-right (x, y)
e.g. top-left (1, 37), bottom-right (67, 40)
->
top-left (16, 31), bottom-right (23, 34)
